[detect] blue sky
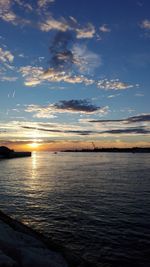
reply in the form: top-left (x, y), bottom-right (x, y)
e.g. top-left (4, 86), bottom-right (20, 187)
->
top-left (0, 0), bottom-right (150, 150)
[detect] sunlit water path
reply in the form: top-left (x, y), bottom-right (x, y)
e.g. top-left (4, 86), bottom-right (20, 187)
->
top-left (0, 152), bottom-right (150, 266)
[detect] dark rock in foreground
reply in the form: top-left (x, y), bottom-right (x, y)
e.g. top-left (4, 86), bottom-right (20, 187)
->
top-left (0, 210), bottom-right (68, 267)
top-left (0, 211), bottom-right (95, 267)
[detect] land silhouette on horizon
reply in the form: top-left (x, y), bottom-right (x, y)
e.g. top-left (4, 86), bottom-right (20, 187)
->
top-left (62, 147), bottom-right (150, 153)
top-left (0, 146), bottom-right (31, 159)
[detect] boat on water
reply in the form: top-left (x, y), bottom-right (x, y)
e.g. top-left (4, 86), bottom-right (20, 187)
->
top-left (0, 146), bottom-right (31, 159)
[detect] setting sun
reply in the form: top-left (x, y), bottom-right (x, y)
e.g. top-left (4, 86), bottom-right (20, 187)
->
top-left (29, 143), bottom-right (40, 149)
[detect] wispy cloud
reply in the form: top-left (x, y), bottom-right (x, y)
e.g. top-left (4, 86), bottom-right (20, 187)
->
top-left (89, 114), bottom-right (150, 123)
top-left (19, 66), bottom-right (44, 86)
top-left (75, 23), bottom-right (95, 39)
top-left (99, 24), bottom-right (111, 33)
top-left (97, 79), bottom-right (136, 90)
top-left (48, 31), bottom-right (101, 74)
top-left (14, 0), bottom-right (33, 12)
top-left (18, 29), bottom-right (102, 86)
top-left (39, 13), bottom-right (95, 39)
top-left (1, 76), bottom-right (18, 82)
top-left (107, 94), bottom-right (120, 99)
top-left (140, 19), bottom-right (150, 30)
top-left (0, 120), bottom-right (97, 139)
top-left (72, 44), bottom-right (101, 74)
top-left (88, 114), bottom-right (150, 136)
top-left (101, 127), bottom-right (150, 135)
top-left (25, 104), bottom-right (56, 118)
top-left (42, 69), bottom-right (94, 85)
top-left (37, 0), bottom-right (55, 8)
top-left (0, 0), bottom-right (96, 42)
top-left (19, 65), bottom-right (93, 86)
top-left (0, 0), bottom-right (31, 26)
top-left (19, 64), bottom-right (135, 91)
top-left (1, 120), bottom-right (149, 140)
top-left (39, 16), bottom-right (70, 32)
top-left (22, 125), bottom-right (93, 136)
top-left (0, 47), bottom-right (14, 63)
top-left (0, 115), bottom-right (149, 145)
top-left (0, 0), bottom-right (17, 24)
top-left (0, 46), bottom-right (17, 81)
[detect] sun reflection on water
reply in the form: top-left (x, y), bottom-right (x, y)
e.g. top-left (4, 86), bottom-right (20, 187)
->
top-left (31, 151), bottom-right (38, 180)
top-left (32, 151), bottom-right (37, 169)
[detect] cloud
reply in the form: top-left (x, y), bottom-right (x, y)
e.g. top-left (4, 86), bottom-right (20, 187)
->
top-left (1, 76), bottom-right (18, 82)
top-left (126, 114), bottom-right (150, 123)
top-left (101, 127), bottom-right (150, 135)
top-left (48, 31), bottom-right (101, 75)
top-left (1, 117), bottom-right (150, 145)
top-left (19, 65), bottom-right (94, 86)
top-left (19, 66), bottom-right (44, 86)
top-left (0, 0), bottom-right (31, 26)
top-left (25, 104), bottom-right (56, 118)
top-left (84, 113), bottom-right (150, 137)
top-left (75, 23), bottom-right (95, 39)
top-left (39, 16), bottom-right (70, 32)
top-left (49, 31), bottom-right (74, 70)
top-left (99, 24), bottom-right (111, 33)
top-left (18, 29), bottom-right (101, 86)
top-left (107, 94), bottom-right (120, 99)
top-left (0, 120), bottom-right (98, 140)
top-left (0, 0), bottom-right (95, 42)
top-left (14, 0), bottom-right (33, 12)
top-left (37, 0), bottom-right (55, 8)
top-left (19, 65), bottom-right (136, 91)
top-left (72, 44), bottom-right (101, 74)
top-left (97, 79), bottom-right (135, 90)
top-left (18, 30), bottom-right (135, 91)
top-left (25, 99), bottom-right (108, 118)
top-left (54, 99), bottom-right (103, 113)
top-left (0, 0), bottom-right (17, 24)
top-left (140, 19), bottom-right (150, 30)
top-left (42, 69), bottom-right (94, 84)
top-left (39, 18), bottom-right (95, 39)
top-left (0, 46), bottom-right (17, 81)
top-left (38, 12), bottom-right (95, 39)
top-left (0, 47), bottom-right (14, 63)
top-left (22, 125), bottom-right (93, 136)
top-left (89, 114), bottom-right (150, 124)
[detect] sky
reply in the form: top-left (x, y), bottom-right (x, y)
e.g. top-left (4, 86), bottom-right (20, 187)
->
top-left (0, 0), bottom-right (150, 151)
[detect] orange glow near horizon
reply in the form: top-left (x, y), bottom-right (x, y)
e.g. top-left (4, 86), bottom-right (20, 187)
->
top-left (26, 142), bottom-right (43, 151)
top-left (1, 139), bottom-right (150, 152)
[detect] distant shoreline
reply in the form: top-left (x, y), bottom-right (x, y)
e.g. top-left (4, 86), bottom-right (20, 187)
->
top-left (0, 146), bottom-right (31, 159)
top-left (62, 147), bottom-right (150, 153)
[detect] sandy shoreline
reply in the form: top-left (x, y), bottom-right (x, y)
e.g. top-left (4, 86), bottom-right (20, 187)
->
top-left (0, 211), bottom-right (90, 267)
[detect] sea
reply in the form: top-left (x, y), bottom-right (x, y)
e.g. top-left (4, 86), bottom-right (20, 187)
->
top-left (0, 152), bottom-right (150, 267)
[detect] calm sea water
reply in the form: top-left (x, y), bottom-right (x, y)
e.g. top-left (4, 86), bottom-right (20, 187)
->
top-left (0, 152), bottom-right (150, 266)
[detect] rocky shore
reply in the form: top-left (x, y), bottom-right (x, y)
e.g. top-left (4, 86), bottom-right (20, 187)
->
top-left (0, 211), bottom-right (93, 267)
top-left (0, 211), bottom-right (68, 267)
